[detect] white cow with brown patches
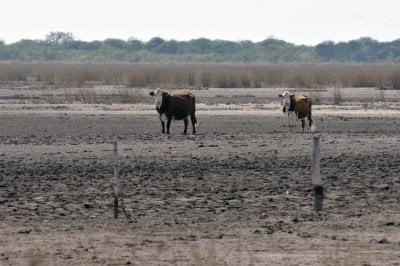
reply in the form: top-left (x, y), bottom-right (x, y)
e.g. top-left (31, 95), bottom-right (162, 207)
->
top-left (279, 91), bottom-right (315, 133)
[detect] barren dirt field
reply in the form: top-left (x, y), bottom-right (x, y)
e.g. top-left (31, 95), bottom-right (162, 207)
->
top-left (0, 87), bottom-right (400, 265)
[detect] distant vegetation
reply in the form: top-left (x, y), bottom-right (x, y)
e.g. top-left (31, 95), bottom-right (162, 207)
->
top-left (1, 32), bottom-right (400, 63)
top-left (1, 62), bottom-right (400, 89)
top-left (1, 32), bottom-right (400, 90)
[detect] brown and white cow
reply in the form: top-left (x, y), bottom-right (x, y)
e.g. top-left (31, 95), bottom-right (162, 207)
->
top-left (278, 91), bottom-right (315, 133)
top-left (149, 88), bottom-right (197, 134)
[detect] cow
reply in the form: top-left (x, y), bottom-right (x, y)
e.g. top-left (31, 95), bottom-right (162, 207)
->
top-left (278, 90), bottom-right (315, 133)
top-left (149, 88), bottom-right (197, 134)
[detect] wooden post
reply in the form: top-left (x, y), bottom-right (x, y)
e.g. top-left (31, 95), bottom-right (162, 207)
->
top-left (312, 136), bottom-right (323, 211)
top-left (113, 142), bottom-right (119, 219)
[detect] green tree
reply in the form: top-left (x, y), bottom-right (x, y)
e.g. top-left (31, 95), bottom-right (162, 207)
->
top-left (156, 40), bottom-right (180, 54)
top-left (315, 41), bottom-right (335, 60)
top-left (45, 31), bottom-right (74, 45)
top-left (103, 38), bottom-right (127, 50)
top-left (187, 38), bottom-right (212, 53)
top-left (127, 38), bottom-right (144, 51)
top-left (145, 37), bottom-right (165, 50)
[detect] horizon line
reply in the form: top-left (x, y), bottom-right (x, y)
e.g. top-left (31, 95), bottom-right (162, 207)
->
top-left (1, 33), bottom-right (400, 46)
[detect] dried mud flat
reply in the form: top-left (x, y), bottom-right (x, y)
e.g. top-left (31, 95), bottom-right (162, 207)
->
top-left (1, 87), bottom-right (400, 265)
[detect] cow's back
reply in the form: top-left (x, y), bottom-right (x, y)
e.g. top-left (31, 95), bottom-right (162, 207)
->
top-left (295, 95), bottom-right (312, 119)
top-left (170, 92), bottom-right (195, 120)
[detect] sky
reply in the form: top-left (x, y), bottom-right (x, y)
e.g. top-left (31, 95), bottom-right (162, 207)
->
top-left (1, 0), bottom-right (399, 45)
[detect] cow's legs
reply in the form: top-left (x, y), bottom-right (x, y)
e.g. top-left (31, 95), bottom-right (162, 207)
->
top-left (183, 118), bottom-right (189, 134)
top-left (159, 114), bottom-right (166, 134)
top-left (289, 123), bottom-right (294, 133)
top-left (190, 113), bottom-right (197, 134)
top-left (161, 121), bottom-right (165, 134)
top-left (287, 113), bottom-right (295, 133)
top-left (308, 115), bottom-right (313, 132)
top-left (160, 113), bottom-right (168, 134)
top-left (287, 121), bottom-right (293, 133)
top-left (301, 119), bottom-right (305, 132)
top-left (166, 117), bottom-right (172, 134)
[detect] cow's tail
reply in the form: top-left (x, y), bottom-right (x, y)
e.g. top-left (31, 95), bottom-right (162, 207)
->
top-left (191, 95), bottom-right (198, 127)
top-left (308, 97), bottom-right (316, 133)
top-left (193, 112), bottom-right (198, 127)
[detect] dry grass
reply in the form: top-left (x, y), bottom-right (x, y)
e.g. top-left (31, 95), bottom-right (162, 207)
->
top-left (333, 88), bottom-right (343, 105)
top-left (1, 63), bottom-right (400, 89)
top-left (308, 91), bottom-right (322, 104)
top-left (63, 88), bottom-right (98, 103)
top-left (377, 89), bottom-right (386, 102)
top-left (118, 89), bottom-right (147, 103)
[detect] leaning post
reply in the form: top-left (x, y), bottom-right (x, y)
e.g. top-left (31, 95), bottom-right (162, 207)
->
top-left (113, 142), bottom-right (120, 219)
top-left (312, 136), bottom-right (323, 211)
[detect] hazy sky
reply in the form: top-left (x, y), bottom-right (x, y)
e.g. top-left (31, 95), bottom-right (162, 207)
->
top-left (1, 0), bottom-right (399, 45)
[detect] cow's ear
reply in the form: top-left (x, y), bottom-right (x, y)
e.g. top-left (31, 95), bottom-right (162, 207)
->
top-left (290, 94), bottom-right (295, 98)
top-left (149, 92), bottom-right (154, 96)
top-left (278, 94), bottom-right (283, 98)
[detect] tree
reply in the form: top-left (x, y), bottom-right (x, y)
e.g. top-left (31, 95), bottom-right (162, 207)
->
top-left (315, 41), bottom-right (335, 60)
top-left (45, 32), bottom-right (74, 45)
top-left (156, 40), bottom-right (180, 54)
top-left (260, 38), bottom-right (287, 48)
top-left (145, 37), bottom-right (165, 50)
top-left (2, 33), bottom-right (400, 63)
top-left (211, 40), bottom-right (239, 54)
top-left (103, 38), bottom-right (126, 50)
top-left (63, 40), bottom-right (102, 51)
top-left (127, 38), bottom-right (144, 50)
top-left (187, 38), bottom-right (212, 53)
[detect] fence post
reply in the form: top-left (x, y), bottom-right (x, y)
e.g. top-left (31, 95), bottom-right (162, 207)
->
top-left (113, 142), bottom-right (119, 219)
top-left (312, 136), bottom-right (323, 211)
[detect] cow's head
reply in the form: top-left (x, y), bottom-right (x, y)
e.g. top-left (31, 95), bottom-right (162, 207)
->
top-left (278, 91), bottom-right (295, 107)
top-left (149, 88), bottom-right (164, 109)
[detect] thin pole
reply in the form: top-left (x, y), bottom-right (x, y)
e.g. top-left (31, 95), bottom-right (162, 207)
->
top-left (113, 142), bottom-right (119, 219)
top-left (312, 136), bottom-right (323, 211)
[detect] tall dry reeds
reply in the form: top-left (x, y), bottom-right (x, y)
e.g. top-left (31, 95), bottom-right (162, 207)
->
top-left (333, 88), bottom-right (343, 105)
top-left (1, 62), bottom-right (400, 89)
top-left (118, 89), bottom-right (146, 103)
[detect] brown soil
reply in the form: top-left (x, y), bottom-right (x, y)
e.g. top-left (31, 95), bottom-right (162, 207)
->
top-left (1, 87), bottom-right (400, 265)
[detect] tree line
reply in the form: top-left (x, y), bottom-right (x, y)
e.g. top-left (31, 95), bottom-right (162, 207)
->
top-left (1, 32), bottom-right (400, 63)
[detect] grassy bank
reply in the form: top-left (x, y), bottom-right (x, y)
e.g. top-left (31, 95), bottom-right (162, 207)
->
top-left (1, 63), bottom-right (400, 89)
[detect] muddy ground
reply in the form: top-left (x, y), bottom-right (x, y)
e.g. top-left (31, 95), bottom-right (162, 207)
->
top-left (0, 87), bottom-right (400, 265)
